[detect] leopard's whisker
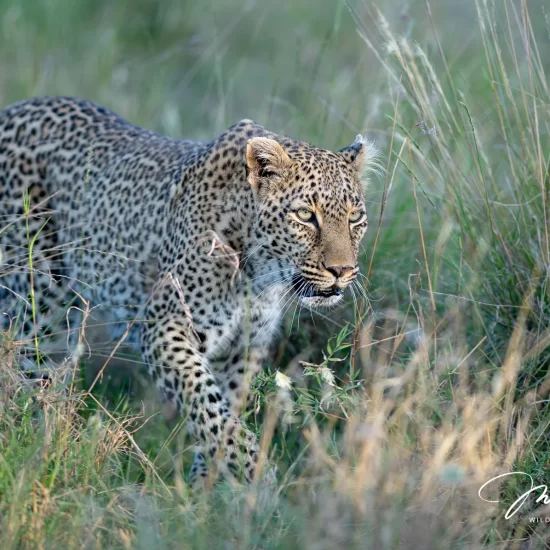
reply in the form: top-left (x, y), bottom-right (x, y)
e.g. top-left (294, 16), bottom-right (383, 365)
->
top-left (248, 273), bottom-right (295, 304)
top-left (353, 279), bottom-right (372, 310)
top-left (250, 283), bottom-right (296, 346)
top-left (288, 278), bottom-right (309, 333)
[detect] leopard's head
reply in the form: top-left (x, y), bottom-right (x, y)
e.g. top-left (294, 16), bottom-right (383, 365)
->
top-left (246, 134), bottom-right (378, 308)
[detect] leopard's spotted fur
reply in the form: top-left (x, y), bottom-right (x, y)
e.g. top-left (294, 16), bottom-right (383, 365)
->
top-left (0, 96), bottom-right (375, 485)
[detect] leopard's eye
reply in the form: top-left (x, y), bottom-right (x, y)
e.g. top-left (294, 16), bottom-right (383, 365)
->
top-left (349, 210), bottom-right (366, 224)
top-left (296, 209), bottom-right (315, 223)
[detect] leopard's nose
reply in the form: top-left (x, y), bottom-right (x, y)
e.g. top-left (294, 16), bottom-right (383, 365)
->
top-left (324, 264), bottom-right (355, 278)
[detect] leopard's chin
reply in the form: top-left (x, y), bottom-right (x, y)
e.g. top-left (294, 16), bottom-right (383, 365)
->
top-left (292, 274), bottom-right (345, 309)
top-left (299, 293), bottom-right (344, 309)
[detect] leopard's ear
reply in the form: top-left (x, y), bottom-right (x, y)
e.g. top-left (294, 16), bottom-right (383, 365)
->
top-left (339, 134), bottom-right (380, 183)
top-left (246, 138), bottom-right (294, 194)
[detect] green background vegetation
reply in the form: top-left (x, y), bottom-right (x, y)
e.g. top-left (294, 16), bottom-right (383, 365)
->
top-left (1, 0), bottom-right (550, 548)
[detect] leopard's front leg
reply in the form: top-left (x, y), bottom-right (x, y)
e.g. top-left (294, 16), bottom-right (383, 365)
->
top-left (215, 346), bottom-right (270, 416)
top-left (141, 293), bottom-right (262, 487)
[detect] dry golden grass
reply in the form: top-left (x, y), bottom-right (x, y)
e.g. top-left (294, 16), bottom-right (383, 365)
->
top-left (1, 0), bottom-right (550, 548)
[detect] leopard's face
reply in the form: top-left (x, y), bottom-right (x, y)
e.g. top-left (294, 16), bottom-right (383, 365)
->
top-left (246, 136), bottom-right (376, 308)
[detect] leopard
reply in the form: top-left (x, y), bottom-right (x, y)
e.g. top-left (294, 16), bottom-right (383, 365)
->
top-left (0, 96), bottom-right (377, 487)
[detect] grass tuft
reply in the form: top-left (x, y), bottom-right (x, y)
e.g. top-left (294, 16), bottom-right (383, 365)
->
top-left (1, 0), bottom-right (550, 548)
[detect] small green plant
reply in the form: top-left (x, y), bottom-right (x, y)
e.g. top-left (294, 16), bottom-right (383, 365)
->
top-left (1, 0), bottom-right (550, 547)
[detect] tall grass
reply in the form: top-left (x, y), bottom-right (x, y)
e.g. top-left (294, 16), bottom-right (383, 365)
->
top-left (1, 0), bottom-right (550, 548)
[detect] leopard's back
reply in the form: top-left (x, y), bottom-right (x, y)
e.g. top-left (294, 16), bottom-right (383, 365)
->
top-left (0, 97), bottom-right (202, 339)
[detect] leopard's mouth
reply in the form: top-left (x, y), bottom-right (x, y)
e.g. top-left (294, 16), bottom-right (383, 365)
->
top-left (292, 274), bottom-right (344, 307)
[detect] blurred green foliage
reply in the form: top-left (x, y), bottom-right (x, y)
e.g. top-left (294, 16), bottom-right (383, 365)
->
top-left (2, 0), bottom-right (550, 547)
